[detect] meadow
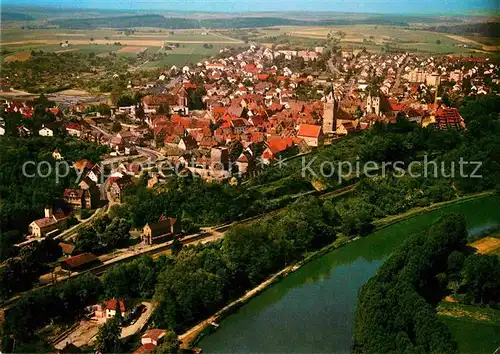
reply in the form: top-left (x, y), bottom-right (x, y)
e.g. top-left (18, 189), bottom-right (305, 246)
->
top-left (0, 27), bottom-right (242, 66)
top-left (251, 25), bottom-right (498, 54)
top-left (438, 302), bottom-right (500, 354)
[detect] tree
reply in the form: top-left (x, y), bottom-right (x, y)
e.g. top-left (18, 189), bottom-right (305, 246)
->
top-left (462, 254), bottom-right (500, 304)
top-left (95, 316), bottom-right (122, 354)
top-left (111, 121), bottom-right (122, 133)
top-left (227, 140), bottom-right (243, 163)
top-left (436, 39), bottom-right (441, 45)
top-left (171, 238), bottom-right (183, 256)
top-left (102, 218), bottom-right (131, 249)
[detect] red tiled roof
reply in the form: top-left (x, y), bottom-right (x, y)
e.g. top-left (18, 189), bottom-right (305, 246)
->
top-left (63, 252), bottom-right (97, 269)
top-left (59, 242), bottom-right (75, 255)
top-left (66, 123), bottom-right (82, 131)
top-left (73, 159), bottom-right (94, 171)
top-left (106, 299), bottom-right (126, 313)
top-left (133, 343), bottom-right (156, 354)
top-left (297, 124), bottom-right (321, 138)
top-left (142, 329), bottom-right (166, 342)
top-left (267, 137), bottom-right (294, 154)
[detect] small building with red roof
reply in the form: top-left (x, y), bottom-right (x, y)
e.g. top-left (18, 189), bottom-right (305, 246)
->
top-left (297, 124), bottom-right (323, 147)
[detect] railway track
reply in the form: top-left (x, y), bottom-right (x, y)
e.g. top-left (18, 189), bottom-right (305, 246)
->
top-left (0, 183), bottom-right (356, 312)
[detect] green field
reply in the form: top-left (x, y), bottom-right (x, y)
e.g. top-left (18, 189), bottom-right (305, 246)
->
top-left (142, 43), bottom-right (233, 68)
top-left (243, 25), bottom-right (494, 54)
top-left (438, 302), bottom-right (500, 354)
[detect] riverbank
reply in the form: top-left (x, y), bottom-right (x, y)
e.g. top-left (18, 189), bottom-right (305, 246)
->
top-left (180, 191), bottom-right (496, 349)
top-left (373, 191), bottom-right (495, 230)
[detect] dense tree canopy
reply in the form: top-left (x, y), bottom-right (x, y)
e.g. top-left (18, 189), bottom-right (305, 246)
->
top-left (354, 214), bottom-right (468, 353)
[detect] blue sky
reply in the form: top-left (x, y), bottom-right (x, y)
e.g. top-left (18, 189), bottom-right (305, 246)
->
top-left (3, 0), bottom-right (498, 14)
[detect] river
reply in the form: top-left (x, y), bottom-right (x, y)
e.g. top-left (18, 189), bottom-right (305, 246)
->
top-left (199, 196), bottom-right (500, 353)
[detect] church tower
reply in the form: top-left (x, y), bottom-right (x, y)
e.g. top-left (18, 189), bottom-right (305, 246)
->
top-left (322, 86), bottom-right (336, 134)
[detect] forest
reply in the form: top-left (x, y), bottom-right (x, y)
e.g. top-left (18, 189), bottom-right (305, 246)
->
top-left (353, 214), bottom-right (468, 353)
top-left (48, 14), bottom-right (411, 30)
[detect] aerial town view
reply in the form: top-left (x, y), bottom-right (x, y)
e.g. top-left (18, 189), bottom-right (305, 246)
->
top-left (0, 0), bottom-right (499, 353)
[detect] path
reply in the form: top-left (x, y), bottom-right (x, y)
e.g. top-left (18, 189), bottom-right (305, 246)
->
top-left (121, 302), bottom-right (155, 338)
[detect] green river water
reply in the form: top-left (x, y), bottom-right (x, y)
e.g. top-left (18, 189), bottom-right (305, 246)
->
top-left (199, 196), bottom-right (500, 353)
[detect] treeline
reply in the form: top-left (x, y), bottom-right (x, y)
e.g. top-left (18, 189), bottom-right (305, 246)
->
top-left (1, 11), bottom-right (34, 21)
top-left (0, 133), bottom-right (106, 235)
top-left (353, 213), bottom-right (469, 353)
top-left (48, 14), bottom-right (410, 30)
top-left (152, 196), bottom-right (339, 331)
top-left (0, 237), bottom-right (62, 300)
top-left (425, 22), bottom-right (500, 37)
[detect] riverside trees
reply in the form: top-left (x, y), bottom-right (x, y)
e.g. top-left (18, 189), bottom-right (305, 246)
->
top-left (353, 214), bottom-right (468, 353)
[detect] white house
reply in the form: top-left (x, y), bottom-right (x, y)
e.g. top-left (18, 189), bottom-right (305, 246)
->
top-left (105, 299), bottom-right (127, 319)
top-left (39, 125), bottom-right (54, 137)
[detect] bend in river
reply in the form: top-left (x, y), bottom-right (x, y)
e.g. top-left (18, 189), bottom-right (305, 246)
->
top-left (199, 196), bottom-right (500, 353)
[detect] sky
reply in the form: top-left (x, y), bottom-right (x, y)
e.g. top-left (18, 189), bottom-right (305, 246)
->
top-left (2, 0), bottom-right (499, 14)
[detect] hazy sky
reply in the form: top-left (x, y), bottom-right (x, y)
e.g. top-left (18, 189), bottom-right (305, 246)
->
top-left (3, 0), bottom-right (498, 14)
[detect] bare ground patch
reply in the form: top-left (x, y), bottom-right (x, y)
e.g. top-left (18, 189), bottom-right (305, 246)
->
top-left (54, 48), bottom-right (79, 54)
top-left (469, 237), bottom-right (500, 254)
top-left (118, 46), bottom-right (147, 53)
top-left (4, 51), bottom-right (31, 62)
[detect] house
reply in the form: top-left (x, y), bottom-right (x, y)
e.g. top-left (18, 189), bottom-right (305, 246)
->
top-left (297, 124), bottom-right (323, 147)
top-left (134, 343), bottom-right (157, 354)
top-left (66, 123), bottom-right (82, 137)
top-left (59, 242), bottom-right (76, 256)
top-left (64, 189), bottom-right (90, 209)
top-left (52, 148), bottom-right (64, 160)
top-left (178, 135), bottom-right (198, 151)
top-left (336, 122), bottom-right (356, 136)
top-left (110, 176), bottom-right (133, 202)
top-left (61, 252), bottom-right (99, 271)
top-left (141, 329), bottom-right (167, 346)
top-left (39, 125), bottom-right (54, 137)
top-left (29, 207), bottom-right (68, 238)
top-left (236, 152), bottom-right (251, 174)
top-left (105, 299), bottom-right (127, 319)
top-left (261, 138), bottom-right (295, 164)
top-left (142, 216), bottom-right (181, 245)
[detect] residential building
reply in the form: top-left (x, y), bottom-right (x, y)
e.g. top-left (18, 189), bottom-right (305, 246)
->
top-left (297, 124), bottom-right (323, 147)
top-left (29, 207), bottom-right (68, 238)
top-left (142, 216), bottom-right (181, 245)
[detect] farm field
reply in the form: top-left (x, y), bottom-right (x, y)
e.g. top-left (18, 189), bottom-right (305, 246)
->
top-left (438, 302), bottom-right (500, 354)
top-left (142, 43), bottom-right (238, 69)
top-left (0, 27), bottom-right (242, 64)
top-left (251, 25), bottom-right (497, 54)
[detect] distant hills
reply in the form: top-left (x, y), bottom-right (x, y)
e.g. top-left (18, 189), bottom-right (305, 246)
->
top-left (47, 14), bottom-right (410, 29)
top-left (1, 11), bottom-right (34, 21)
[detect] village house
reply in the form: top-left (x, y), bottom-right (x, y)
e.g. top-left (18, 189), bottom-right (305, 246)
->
top-left (63, 189), bottom-right (92, 210)
top-left (105, 299), bottom-right (128, 318)
top-left (39, 125), bottom-right (54, 137)
top-left (66, 123), bottom-right (82, 137)
top-left (52, 148), bottom-right (64, 160)
top-left (134, 329), bottom-right (168, 354)
top-left (110, 175), bottom-right (133, 202)
top-left (141, 216), bottom-right (181, 245)
top-left (297, 124), bottom-right (323, 147)
top-left (59, 242), bottom-right (76, 256)
top-left (29, 207), bottom-right (68, 238)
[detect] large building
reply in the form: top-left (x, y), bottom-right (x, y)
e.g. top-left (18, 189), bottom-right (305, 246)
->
top-left (141, 216), bottom-right (181, 245)
top-left (29, 207), bottom-right (68, 237)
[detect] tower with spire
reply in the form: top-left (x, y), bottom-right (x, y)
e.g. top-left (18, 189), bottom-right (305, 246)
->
top-left (322, 85), bottom-right (336, 135)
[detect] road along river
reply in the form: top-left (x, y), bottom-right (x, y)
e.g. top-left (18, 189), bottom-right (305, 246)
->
top-left (199, 195), bottom-right (500, 353)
